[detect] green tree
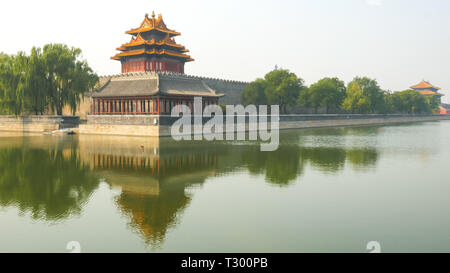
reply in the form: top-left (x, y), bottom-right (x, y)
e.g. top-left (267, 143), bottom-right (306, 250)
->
top-left (385, 92), bottom-right (403, 113)
top-left (0, 45), bottom-right (97, 116)
top-left (24, 47), bottom-right (49, 114)
top-left (298, 87), bottom-right (311, 109)
top-left (341, 82), bottom-right (370, 113)
top-left (241, 69), bottom-right (304, 113)
top-left (0, 53), bottom-right (8, 63)
top-left (41, 44), bottom-right (98, 115)
top-left (425, 94), bottom-right (440, 114)
top-left (0, 52), bottom-right (29, 115)
top-left (343, 77), bottom-right (386, 113)
top-left (400, 90), bottom-right (428, 114)
top-left (264, 69), bottom-right (305, 114)
top-left (302, 77), bottom-right (346, 113)
top-left (385, 90), bottom-right (438, 114)
top-left (242, 78), bottom-right (267, 106)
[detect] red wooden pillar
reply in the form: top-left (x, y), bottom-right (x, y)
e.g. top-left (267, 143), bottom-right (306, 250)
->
top-left (157, 97), bottom-right (160, 115)
top-left (92, 99), bottom-right (95, 115)
top-left (121, 99), bottom-right (123, 115)
top-left (152, 98), bottom-right (155, 114)
top-left (135, 100), bottom-right (138, 115)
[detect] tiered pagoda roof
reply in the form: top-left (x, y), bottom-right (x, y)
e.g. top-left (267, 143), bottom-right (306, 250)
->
top-left (111, 12), bottom-right (193, 62)
top-left (410, 80), bottom-right (441, 91)
top-left (410, 80), bottom-right (444, 97)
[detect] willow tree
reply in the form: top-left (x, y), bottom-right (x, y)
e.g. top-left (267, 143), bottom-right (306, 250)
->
top-left (0, 52), bottom-right (29, 115)
top-left (24, 47), bottom-right (49, 114)
top-left (42, 44), bottom-right (98, 115)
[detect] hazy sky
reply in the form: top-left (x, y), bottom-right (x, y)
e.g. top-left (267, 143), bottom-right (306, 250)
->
top-left (1, 0), bottom-right (449, 102)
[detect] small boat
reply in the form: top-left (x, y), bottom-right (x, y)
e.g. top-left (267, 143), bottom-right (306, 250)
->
top-left (44, 128), bottom-right (76, 135)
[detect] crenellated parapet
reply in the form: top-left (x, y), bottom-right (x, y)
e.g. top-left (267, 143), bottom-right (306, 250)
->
top-left (99, 71), bottom-right (247, 84)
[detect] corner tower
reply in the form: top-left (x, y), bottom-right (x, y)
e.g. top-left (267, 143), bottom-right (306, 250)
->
top-left (111, 12), bottom-right (194, 74)
top-left (410, 80), bottom-right (445, 101)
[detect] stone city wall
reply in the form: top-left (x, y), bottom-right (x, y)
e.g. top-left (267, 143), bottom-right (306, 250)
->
top-left (0, 115), bottom-right (80, 133)
top-left (78, 115), bottom-right (160, 137)
top-left (77, 114), bottom-right (450, 137)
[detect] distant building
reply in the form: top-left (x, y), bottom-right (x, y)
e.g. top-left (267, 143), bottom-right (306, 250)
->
top-left (410, 80), bottom-right (445, 102)
top-left (440, 104), bottom-right (450, 115)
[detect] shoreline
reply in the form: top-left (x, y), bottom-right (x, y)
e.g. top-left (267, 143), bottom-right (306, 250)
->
top-left (0, 114), bottom-right (450, 137)
top-left (2, 114), bottom-right (449, 136)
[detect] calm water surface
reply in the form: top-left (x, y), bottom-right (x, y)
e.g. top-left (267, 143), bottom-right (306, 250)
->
top-left (1, 121), bottom-right (450, 253)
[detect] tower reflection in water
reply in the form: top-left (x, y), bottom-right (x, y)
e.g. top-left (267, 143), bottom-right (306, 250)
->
top-left (78, 129), bottom-right (379, 247)
top-left (0, 128), bottom-right (380, 248)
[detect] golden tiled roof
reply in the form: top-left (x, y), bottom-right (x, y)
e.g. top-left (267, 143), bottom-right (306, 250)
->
top-left (418, 90), bottom-right (445, 96)
top-left (117, 33), bottom-right (186, 51)
top-left (411, 80), bottom-right (441, 90)
top-left (125, 12), bottom-right (180, 36)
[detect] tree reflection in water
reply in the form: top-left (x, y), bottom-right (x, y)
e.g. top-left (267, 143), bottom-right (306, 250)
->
top-left (0, 142), bottom-right (99, 221)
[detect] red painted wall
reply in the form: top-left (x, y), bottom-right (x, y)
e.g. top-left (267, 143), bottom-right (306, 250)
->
top-left (122, 60), bottom-right (185, 73)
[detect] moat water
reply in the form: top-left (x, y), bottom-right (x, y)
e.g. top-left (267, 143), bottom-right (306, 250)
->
top-left (1, 121), bottom-right (450, 253)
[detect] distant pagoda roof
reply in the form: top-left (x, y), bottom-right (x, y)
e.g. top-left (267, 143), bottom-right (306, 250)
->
top-left (111, 12), bottom-right (193, 63)
top-left (410, 80), bottom-right (441, 90)
top-left (125, 11), bottom-right (180, 36)
top-left (418, 90), bottom-right (445, 97)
